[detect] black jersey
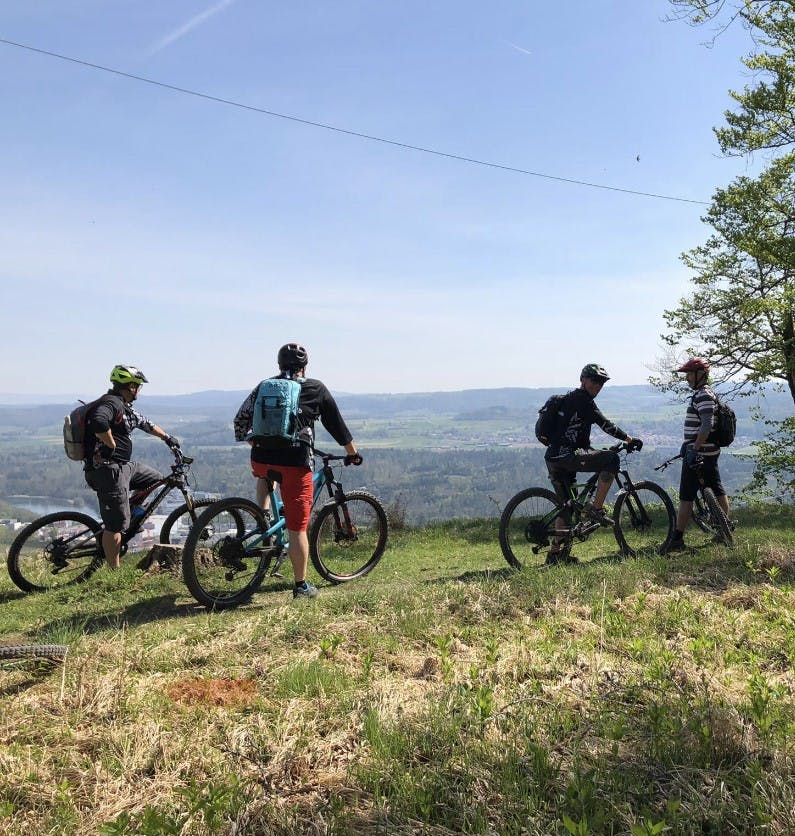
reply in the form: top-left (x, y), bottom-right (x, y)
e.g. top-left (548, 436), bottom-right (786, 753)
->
top-left (544, 387), bottom-right (627, 459)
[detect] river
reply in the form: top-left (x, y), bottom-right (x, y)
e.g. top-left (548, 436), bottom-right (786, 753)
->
top-left (4, 495), bottom-right (98, 517)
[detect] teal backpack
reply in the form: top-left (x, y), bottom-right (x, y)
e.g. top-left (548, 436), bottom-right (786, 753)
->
top-left (251, 377), bottom-right (303, 447)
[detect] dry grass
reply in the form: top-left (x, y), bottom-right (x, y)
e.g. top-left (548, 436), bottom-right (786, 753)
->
top-left (0, 514), bottom-right (794, 833)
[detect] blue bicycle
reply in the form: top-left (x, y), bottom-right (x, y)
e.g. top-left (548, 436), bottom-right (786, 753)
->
top-left (180, 450), bottom-right (388, 609)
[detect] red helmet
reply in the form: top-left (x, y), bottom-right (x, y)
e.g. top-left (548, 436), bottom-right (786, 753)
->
top-left (676, 357), bottom-right (710, 373)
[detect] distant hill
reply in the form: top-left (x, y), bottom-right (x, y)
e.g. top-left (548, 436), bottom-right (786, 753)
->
top-left (0, 384), bottom-right (790, 428)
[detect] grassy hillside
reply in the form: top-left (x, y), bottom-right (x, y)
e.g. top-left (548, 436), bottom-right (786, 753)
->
top-left (1, 508), bottom-right (794, 834)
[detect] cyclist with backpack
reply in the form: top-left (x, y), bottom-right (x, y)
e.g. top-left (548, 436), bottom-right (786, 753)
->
top-left (664, 357), bottom-right (730, 552)
top-left (539, 364), bottom-right (640, 563)
top-left (233, 343), bottom-right (361, 599)
top-left (83, 365), bottom-right (181, 569)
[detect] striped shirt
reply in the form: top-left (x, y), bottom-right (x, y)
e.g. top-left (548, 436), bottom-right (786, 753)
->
top-left (684, 385), bottom-right (719, 457)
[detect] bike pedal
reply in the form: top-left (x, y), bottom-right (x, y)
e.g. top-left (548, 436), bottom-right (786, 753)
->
top-left (269, 550), bottom-right (288, 577)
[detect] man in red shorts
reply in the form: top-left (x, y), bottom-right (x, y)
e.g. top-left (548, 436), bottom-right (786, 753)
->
top-left (233, 343), bottom-right (361, 598)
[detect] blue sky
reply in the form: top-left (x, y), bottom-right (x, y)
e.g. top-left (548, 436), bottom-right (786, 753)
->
top-left (1, 1), bottom-right (755, 398)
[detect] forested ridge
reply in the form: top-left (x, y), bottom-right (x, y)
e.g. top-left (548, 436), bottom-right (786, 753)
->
top-left (0, 385), bottom-right (784, 522)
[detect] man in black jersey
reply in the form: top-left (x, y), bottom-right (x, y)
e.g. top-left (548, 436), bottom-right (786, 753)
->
top-left (544, 363), bottom-right (641, 563)
top-left (84, 365), bottom-right (180, 569)
top-left (234, 343), bottom-right (361, 598)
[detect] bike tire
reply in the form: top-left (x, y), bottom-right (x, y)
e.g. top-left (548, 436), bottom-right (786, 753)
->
top-left (7, 512), bottom-right (103, 593)
top-left (498, 487), bottom-right (564, 569)
top-left (159, 499), bottom-right (216, 545)
top-left (691, 495), bottom-right (714, 535)
top-left (181, 497), bottom-right (271, 610)
top-left (0, 644), bottom-right (69, 661)
top-left (309, 491), bottom-right (388, 583)
top-left (613, 481), bottom-right (676, 558)
top-left (702, 488), bottom-right (734, 547)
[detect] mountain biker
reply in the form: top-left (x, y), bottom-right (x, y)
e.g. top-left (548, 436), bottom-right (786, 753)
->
top-left (83, 365), bottom-right (181, 570)
top-left (233, 343), bottom-right (361, 599)
top-left (664, 357), bottom-right (730, 552)
top-left (544, 363), bottom-right (640, 564)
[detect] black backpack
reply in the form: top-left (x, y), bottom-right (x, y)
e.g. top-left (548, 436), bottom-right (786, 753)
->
top-left (534, 392), bottom-right (572, 446)
top-left (693, 391), bottom-right (736, 447)
top-left (710, 397), bottom-right (737, 447)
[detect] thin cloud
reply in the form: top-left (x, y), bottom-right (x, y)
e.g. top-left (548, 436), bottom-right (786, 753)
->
top-left (148, 0), bottom-right (238, 55)
top-left (507, 41), bottom-right (533, 57)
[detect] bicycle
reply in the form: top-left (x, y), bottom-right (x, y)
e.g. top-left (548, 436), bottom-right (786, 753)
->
top-left (499, 442), bottom-right (676, 568)
top-left (655, 453), bottom-right (734, 547)
top-left (181, 450), bottom-right (389, 609)
top-left (6, 449), bottom-right (214, 593)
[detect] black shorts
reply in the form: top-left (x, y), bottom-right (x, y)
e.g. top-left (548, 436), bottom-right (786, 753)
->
top-left (84, 461), bottom-right (162, 533)
top-left (679, 455), bottom-right (725, 502)
top-left (546, 449), bottom-right (620, 501)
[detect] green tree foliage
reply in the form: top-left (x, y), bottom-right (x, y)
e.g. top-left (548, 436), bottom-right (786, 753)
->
top-left (661, 0), bottom-right (795, 495)
top-left (670, 0), bottom-right (795, 156)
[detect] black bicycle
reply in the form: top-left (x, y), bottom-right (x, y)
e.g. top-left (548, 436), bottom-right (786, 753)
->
top-left (181, 451), bottom-right (388, 609)
top-left (499, 442), bottom-right (676, 568)
top-left (655, 454), bottom-right (734, 547)
top-left (6, 449), bottom-right (213, 592)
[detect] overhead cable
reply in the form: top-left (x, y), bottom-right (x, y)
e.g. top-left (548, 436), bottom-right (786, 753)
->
top-left (0, 37), bottom-right (710, 206)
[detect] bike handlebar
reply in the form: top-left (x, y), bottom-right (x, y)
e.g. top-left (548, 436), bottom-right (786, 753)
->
top-left (654, 454), bottom-right (683, 472)
top-left (608, 440), bottom-right (643, 453)
top-left (314, 449), bottom-right (360, 466)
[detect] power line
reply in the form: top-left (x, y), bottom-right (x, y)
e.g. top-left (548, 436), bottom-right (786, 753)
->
top-left (0, 37), bottom-right (710, 206)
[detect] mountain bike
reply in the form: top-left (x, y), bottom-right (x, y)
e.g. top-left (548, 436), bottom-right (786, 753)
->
top-left (499, 442), bottom-right (676, 569)
top-left (6, 449), bottom-right (213, 593)
top-left (655, 453), bottom-right (734, 547)
top-left (181, 450), bottom-right (389, 609)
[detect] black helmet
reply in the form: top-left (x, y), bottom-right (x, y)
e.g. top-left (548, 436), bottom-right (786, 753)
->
top-left (580, 363), bottom-right (610, 383)
top-left (277, 343), bottom-right (309, 371)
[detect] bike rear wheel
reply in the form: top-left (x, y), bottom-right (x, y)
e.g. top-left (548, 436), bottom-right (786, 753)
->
top-left (702, 488), bottom-right (733, 547)
top-left (499, 487), bottom-right (564, 569)
top-left (613, 481), bottom-right (676, 557)
top-left (6, 512), bottom-right (103, 593)
top-left (159, 499), bottom-right (216, 545)
top-left (309, 491), bottom-right (388, 583)
top-left (181, 498), bottom-right (271, 609)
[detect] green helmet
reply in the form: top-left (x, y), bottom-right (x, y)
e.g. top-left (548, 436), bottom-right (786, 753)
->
top-left (580, 363), bottom-right (610, 383)
top-left (109, 364), bottom-right (149, 387)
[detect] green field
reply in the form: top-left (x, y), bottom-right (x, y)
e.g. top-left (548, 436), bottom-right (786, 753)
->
top-left (1, 506), bottom-right (795, 834)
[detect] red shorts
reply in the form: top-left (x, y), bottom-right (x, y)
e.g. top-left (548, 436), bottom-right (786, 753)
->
top-left (251, 462), bottom-right (314, 532)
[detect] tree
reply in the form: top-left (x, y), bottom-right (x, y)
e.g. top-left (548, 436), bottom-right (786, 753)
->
top-left (669, 1), bottom-right (795, 156)
top-left (659, 1), bottom-right (795, 495)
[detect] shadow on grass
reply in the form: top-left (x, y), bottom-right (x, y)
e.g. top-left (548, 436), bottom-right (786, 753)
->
top-left (36, 594), bottom-right (201, 640)
top-left (0, 589), bottom-right (27, 604)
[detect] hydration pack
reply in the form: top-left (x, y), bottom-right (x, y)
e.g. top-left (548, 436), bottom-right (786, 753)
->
top-left (534, 392), bottom-right (571, 446)
top-left (710, 398), bottom-right (737, 447)
top-left (251, 377), bottom-right (303, 447)
top-left (691, 391), bottom-right (736, 448)
top-left (63, 395), bottom-right (113, 461)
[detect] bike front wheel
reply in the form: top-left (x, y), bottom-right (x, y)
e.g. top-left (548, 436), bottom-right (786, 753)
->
top-left (7, 512), bottom-right (103, 593)
top-left (309, 491), bottom-right (388, 583)
top-left (181, 498), bottom-right (271, 609)
top-left (499, 487), bottom-right (563, 569)
top-left (691, 494), bottom-right (714, 535)
top-left (159, 499), bottom-right (216, 545)
top-left (702, 488), bottom-right (734, 547)
top-left (613, 481), bottom-right (676, 557)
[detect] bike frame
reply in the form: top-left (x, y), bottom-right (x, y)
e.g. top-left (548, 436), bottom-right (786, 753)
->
top-left (103, 452), bottom-right (195, 544)
top-left (238, 452), bottom-right (350, 554)
top-left (546, 448), bottom-right (649, 542)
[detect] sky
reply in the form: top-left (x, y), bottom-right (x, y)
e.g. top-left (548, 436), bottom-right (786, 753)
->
top-left (0, 1), bottom-right (759, 399)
